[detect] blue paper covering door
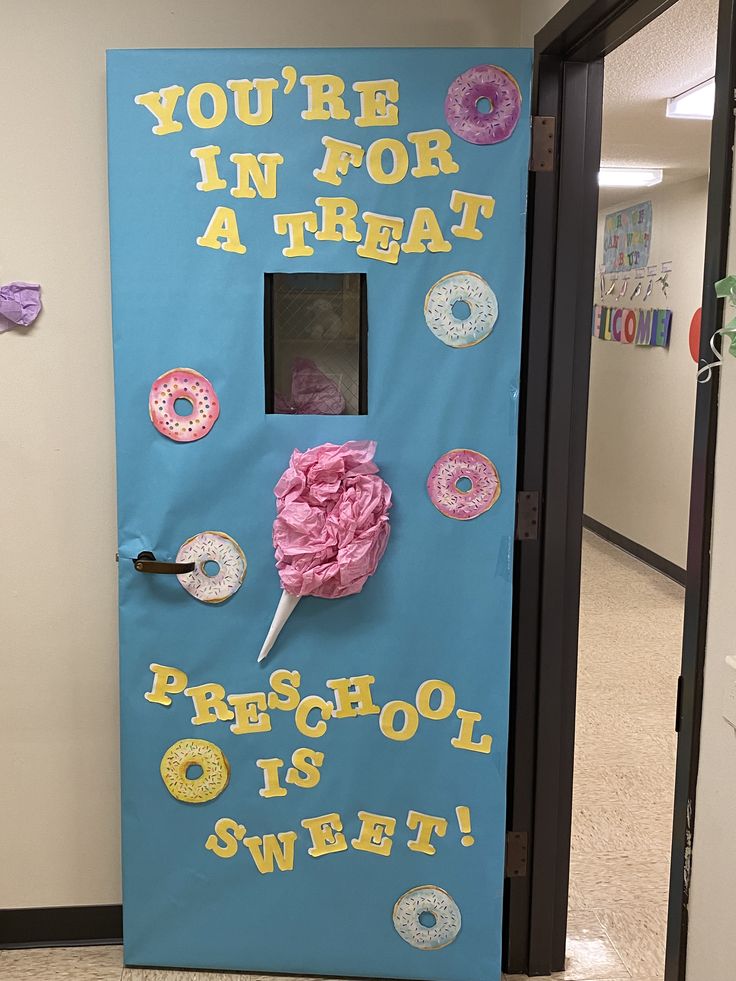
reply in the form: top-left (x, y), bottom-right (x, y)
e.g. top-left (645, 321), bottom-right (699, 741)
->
top-left (107, 48), bottom-right (531, 981)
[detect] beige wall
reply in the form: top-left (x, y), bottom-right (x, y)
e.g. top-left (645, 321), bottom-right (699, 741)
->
top-left (584, 178), bottom-right (706, 568)
top-left (0, 0), bottom-right (527, 910)
top-left (686, 173), bottom-right (736, 980)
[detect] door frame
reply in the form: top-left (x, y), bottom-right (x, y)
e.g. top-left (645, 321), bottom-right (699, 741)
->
top-left (504, 0), bottom-right (736, 976)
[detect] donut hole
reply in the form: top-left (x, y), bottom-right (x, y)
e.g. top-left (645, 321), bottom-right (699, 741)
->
top-left (419, 911), bottom-right (437, 929)
top-left (185, 763), bottom-right (204, 780)
top-left (174, 397), bottom-right (194, 417)
top-left (202, 560), bottom-right (220, 578)
top-left (451, 299), bottom-right (472, 322)
top-left (456, 476), bottom-right (473, 493)
top-left (475, 95), bottom-right (493, 114)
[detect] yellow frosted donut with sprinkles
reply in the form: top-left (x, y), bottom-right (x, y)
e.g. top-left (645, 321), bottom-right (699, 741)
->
top-left (160, 738), bottom-right (230, 804)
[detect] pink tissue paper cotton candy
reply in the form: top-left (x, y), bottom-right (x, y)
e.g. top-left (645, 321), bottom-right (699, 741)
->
top-left (0, 282), bottom-right (42, 333)
top-left (273, 440), bottom-right (392, 600)
top-left (274, 358), bottom-right (346, 416)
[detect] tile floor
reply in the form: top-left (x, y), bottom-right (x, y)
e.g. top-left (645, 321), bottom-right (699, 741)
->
top-left (0, 532), bottom-right (682, 981)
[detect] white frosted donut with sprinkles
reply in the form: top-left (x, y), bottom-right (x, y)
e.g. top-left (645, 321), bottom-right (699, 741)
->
top-left (424, 271), bottom-right (498, 348)
top-left (445, 64), bottom-right (522, 145)
top-left (393, 885), bottom-right (462, 950)
top-left (427, 449), bottom-right (501, 521)
top-left (176, 531), bottom-right (246, 604)
top-left (149, 367), bottom-right (219, 442)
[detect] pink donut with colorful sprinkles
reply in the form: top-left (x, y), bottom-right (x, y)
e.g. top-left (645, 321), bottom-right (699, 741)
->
top-left (149, 368), bottom-right (219, 442)
top-left (427, 449), bottom-right (501, 520)
top-left (445, 64), bottom-right (522, 145)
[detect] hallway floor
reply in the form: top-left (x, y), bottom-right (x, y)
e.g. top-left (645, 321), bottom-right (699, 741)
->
top-left (0, 533), bottom-right (683, 981)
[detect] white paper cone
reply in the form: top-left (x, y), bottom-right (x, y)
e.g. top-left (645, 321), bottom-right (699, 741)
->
top-left (258, 591), bottom-right (301, 662)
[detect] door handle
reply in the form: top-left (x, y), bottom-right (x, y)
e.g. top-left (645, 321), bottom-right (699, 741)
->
top-left (133, 550), bottom-right (195, 574)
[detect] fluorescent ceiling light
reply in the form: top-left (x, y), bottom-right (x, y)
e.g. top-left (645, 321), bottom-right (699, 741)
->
top-left (598, 167), bottom-right (663, 188)
top-left (666, 77), bottom-right (715, 119)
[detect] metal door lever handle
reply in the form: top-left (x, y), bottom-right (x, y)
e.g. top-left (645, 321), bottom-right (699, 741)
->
top-left (133, 550), bottom-right (195, 574)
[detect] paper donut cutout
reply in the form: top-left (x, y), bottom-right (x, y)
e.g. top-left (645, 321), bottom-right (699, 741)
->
top-left (160, 738), bottom-right (230, 803)
top-left (427, 449), bottom-right (501, 520)
top-left (176, 531), bottom-right (246, 603)
top-left (393, 885), bottom-right (462, 950)
top-left (445, 64), bottom-right (522, 145)
top-left (149, 367), bottom-right (219, 442)
top-left (424, 272), bottom-right (498, 348)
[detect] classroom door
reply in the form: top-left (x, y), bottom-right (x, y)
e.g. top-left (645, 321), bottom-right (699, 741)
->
top-left (107, 47), bottom-right (531, 981)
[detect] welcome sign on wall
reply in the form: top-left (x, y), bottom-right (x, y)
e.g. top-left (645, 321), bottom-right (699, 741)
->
top-left (107, 47), bottom-right (531, 981)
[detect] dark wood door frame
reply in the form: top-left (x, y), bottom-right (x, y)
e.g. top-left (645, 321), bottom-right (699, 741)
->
top-left (504, 0), bottom-right (736, 977)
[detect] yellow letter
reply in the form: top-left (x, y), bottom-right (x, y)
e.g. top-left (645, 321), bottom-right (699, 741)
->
top-left (356, 213), bottom-right (404, 264)
top-left (353, 79), bottom-right (399, 127)
top-left (351, 811), bottom-right (396, 856)
top-left (313, 136), bottom-right (365, 187)
top-left (301, 813), bottom-right (347, 857)
top-left (256, 757), bottom-right (287, 798)
top-left (301, 74), bottom-right (351, 121)
top-left (315, 196), bottom-right (362, 242)
top-left (205, 817), bottom-right (246, 858)
top-left (286, 747), bottom-right (325, 789)
top-left (145, 663), bottom-right (188, 706)
top-left (186, 82), bottom-right (228, 129)
top-left (268, 669), bottom-right (301, 711)
top-left (184, 683), bottom-right (234, 725)
top-left (401, 206), bottom-right (451, 254)
top-left (408, 129), bottom-right (460, 178)
top-left (326, 675), bottom-right (381, 718)
top-left (226, 77), bottom-right (279, 125)
top-left (379, 700), bottom-right (419, 741)
top-left (190, 145), bottom-right (227, 192)
top-left (273, 211), bottom-right (318, 257)
top-left (294, 695), bottom-right (333, 738)
top-left (196, 206), bottom-right (246, 254)
top-left (134, 85), bottom-right (184, 135)
top-left (451, 709), bottom-right (493, 753)
top-left (366, 138), bottom-right (409, 185)
top-left (406, 811), bottom-right (448, 855)
top-left (242, 832), bottom-right (297, 874)
top-left (415, 679), bottom-right (456, 720)
top-left (230, 152), bottom-right (284, 199)
top-left (227, 692), bottom-right (272, 734)
top-left (449, 189), bottom-right (496, 240)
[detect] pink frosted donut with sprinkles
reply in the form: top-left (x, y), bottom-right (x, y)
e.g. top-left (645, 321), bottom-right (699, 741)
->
top-left (149, 367), bottom-right (219, 442)
top-left (445, 64), bottom-right (522, 145)
top-left (427, 449), bottom-right (501, 520)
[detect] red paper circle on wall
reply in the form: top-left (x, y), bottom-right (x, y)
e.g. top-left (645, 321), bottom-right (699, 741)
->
top-left (689, 308), bottom-right (702, 363)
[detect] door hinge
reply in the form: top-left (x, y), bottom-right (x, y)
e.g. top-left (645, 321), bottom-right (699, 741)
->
top-left (505, 831), bottom-right (528, 877)
top-left (515, 491), bottom-right (540, 541)
top-left (530, 115), bottom-right (556, 172)
top-left (675, 674), bottom-right (684, 732)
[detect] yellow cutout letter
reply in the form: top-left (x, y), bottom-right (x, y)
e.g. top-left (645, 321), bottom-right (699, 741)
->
top-left (406, 810), bottom-right (448, 855)
top-left (301, 74), bottom-right (351, 121)
top-left (315, 196), bottom-right (362, 243)
top-left (196, 206), bottom-right (246, 254)
top-left (356, 213), bottom-right (405, 264)
top-left (134, 85), bottom-right (185, 135)
top-left (226, 77), bottom-right (279, 126)
top-left (415, 679), bottom-right (456, 720)
top-left (230, 152), bottom-right (284, 199)
top-left (268, 669), bottom-right (301, 711)
top-left (450, 190), bottom-right (496, 240)
top-left (256, 757), bottom-right (287, 798)
top-left (451, 709), bottom-right (493, 753)
top-left (273, 211), bottom-right (318, 257)
top-left (242, 832), bottom-right (297, 874)
top-left (313, 137), bottom-right (365, 187)
top-left (353, 79), bottom-right (399, 127)
top-left (408, 129), bottom-right (460, 178)
top-left (294, 695), bottom-right (334, 738)
top-left (190, 145), bottom-right (227, 192)
top-left (184, 683), bottom-right (235, 725)
top-left (205, 817), bottom-right (246, 858)
top-left (401, 206), bottom-right (451, 254)
top-left (366, 138), bottom-right (409, 185)
top-left (301, 813), bottom-right (348, 857)
top-left (326, 675), bottom-right (381, 718)
top-left (227, 692), bottom-right (272, 734)
top-left (379, 700), bottom-right (419, 741)
top-left (186, 82), bottom-right (228, 129)
top-left (286, 748), bottom-right (325, 789)
top-left (145, 663), bottom-right (188, 706)
top-left (352, 811), bottom-right (396, 856)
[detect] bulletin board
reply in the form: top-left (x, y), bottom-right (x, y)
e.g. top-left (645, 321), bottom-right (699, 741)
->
top-left (107, 47), bottom-right (531, 981)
